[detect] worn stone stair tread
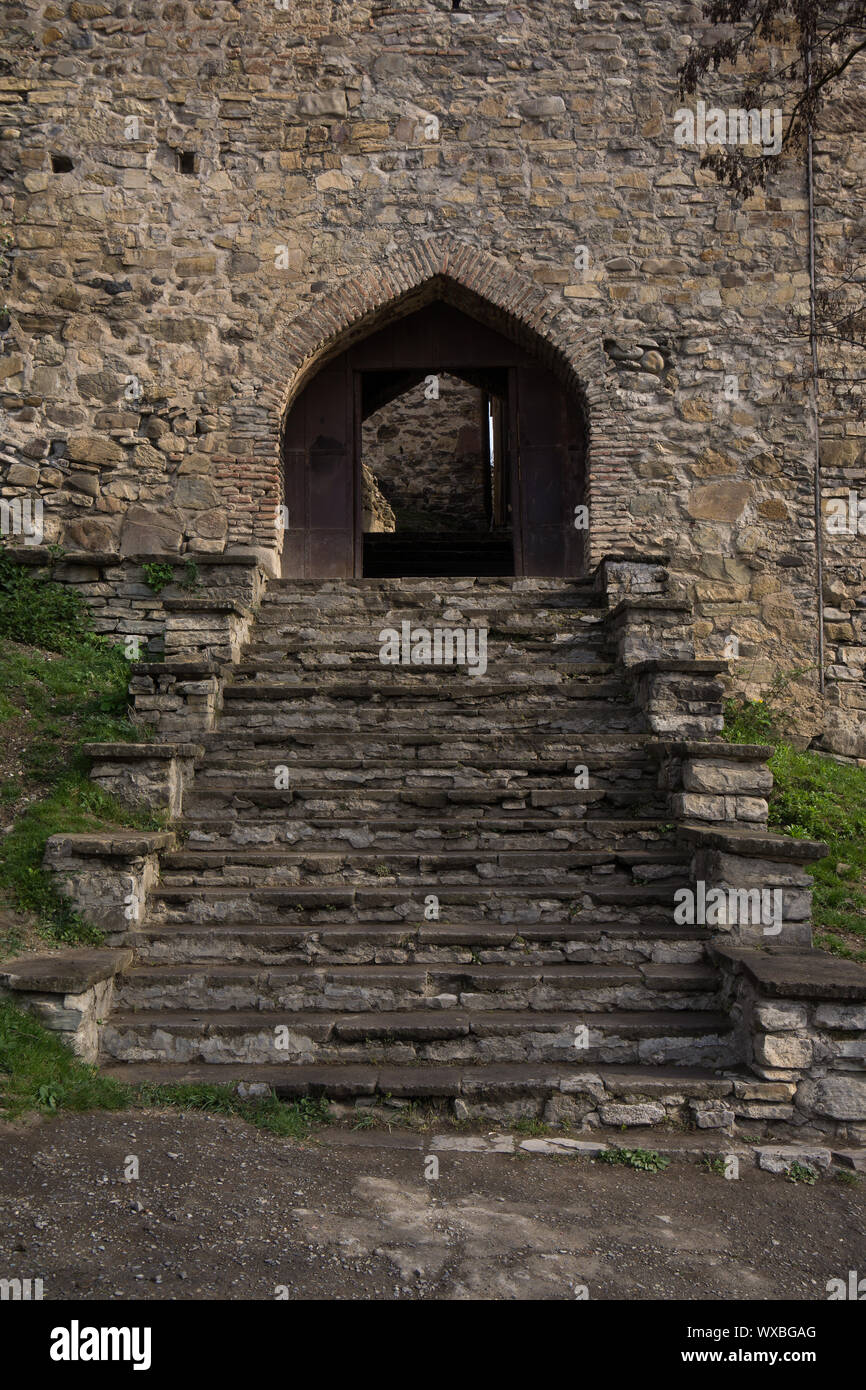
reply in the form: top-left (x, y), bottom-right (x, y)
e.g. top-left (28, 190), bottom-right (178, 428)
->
top-left (105, 1009), bottom-right (730, 1039)
top-left (232, 660), bottom-right (613, 678)
top-left (264, 578), bottom-right (597, 594)
top-left (222, 681), bottom-right (629, 701)
top-left (193, 760), bottom-right (652, 778)
top-left (184, 786), bottom-right (659, 807)
top-left (0, 948), bottom-right (133, 994)
top-left (161, 848), bottom-right (623, 868)
top-left (131, 921), bottom-right (709, 942)
top-left (149, 881), bottom-right (685, 902)
top-left (117, 961), bottom-right (717, 989)
top-left (181, 814), bottom-right (673, 831)
top-left (99, 1061), bottom-right (741, 1099)
top-left (198, 731), bottom-right (662, 748)
top-left (197, 751), bottom-right (650, 769)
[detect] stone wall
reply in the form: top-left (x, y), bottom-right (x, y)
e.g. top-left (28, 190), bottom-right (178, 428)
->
top-left (1, 547), bottom-right (268, 659)
top-left (362, 373), bottom-right (487, 532)
top-left (713, 947), bottom-right (866, 1143)
top-left (0, 0), bottom-right (863, 751)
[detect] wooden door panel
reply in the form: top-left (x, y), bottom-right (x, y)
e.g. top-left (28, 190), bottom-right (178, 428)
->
top-left (515, 365), bottom-right (581, 577)
top-left (282, 362), bottom-right (354, 578)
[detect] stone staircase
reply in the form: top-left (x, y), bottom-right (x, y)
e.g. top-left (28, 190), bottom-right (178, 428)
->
top-left (99, 575), bottom-right (743, 1124)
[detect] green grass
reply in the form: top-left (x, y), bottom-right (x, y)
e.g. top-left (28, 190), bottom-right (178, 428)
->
top-left (0, 1000), bottom-right (330, 1137)
top-left (513, 1116), bottom-right (551, 1137)
top-left (0, 547), bottom-right (160, 954)
top-left (700, 1155), bottom-right (729, 1176)
top-left (0, 999), bottom-right (132, 1117)
top-left (785, 1161), bottom-right (818, 1185)
top-left (723, 691), bottom-right (866, 962)
top-left (598, 1146), bottom-right (670, 1173)
top-left (0, 777), bottom-right (162, 949)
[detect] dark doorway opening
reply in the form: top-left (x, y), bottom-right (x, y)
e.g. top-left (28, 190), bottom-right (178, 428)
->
top-left (281, 300), bottom-right (587, 580)
top-left (360, 366), bottom-right (512, 577)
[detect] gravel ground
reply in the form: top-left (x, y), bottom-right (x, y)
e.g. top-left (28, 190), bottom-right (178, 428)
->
top-left (0, 1109), bottom-right (863, 1302)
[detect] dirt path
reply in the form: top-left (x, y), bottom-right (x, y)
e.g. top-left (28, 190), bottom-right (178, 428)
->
top-left (1, 1109), bottom-right (864, 1302)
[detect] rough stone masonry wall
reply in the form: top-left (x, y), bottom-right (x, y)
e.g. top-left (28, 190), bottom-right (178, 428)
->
top-left (811, 92), bottom-right (866, 760)
top-left (362, 373), bottom-right (487, 531)
top-left (0, 1), bottom-right (863, 750)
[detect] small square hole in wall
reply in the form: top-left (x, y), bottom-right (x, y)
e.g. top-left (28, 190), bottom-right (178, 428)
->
top-left (51, 154), bottom-right (74, 172)
top-left (176, 151), bottom-right (197, 175)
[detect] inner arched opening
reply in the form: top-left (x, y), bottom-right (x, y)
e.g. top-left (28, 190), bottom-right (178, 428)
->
top-left (360, 368), bottom-right (512, 576)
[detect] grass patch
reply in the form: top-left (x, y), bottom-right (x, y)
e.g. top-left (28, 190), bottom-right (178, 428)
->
top-left (0, 999), bottom-right (131, 1118)
top-left (0, 776), bottom-right (162, 949)
top-left (700, 1155), bottom-right (729, 1176)
top-left (723, 685), bottom-right (866, 962)
top-left (785, 1161), bottom-right (818, 1185)
top-left (598, 1146), bottom-right (670, 1173)
top-left (0, 1000), bottom-right (330, 1137)
top-left (513, 1116), bottom-right (551, 1137)
top-left (0, 547), bottom-right (160, 955)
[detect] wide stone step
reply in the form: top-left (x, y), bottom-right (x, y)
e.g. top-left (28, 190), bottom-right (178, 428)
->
top-left (182, 785), bottom-right (666, 820)
top-left (182, 815), bottom-right (677, 853)
top-left (247, 623), bottom-right (608, 649)
top-left (113, 961), bottom-right (718, 1017)
top-left (147, 881), bottom-right (686, 926)
top-left (196, 729), bottom-right (659, 754)
top-left (255, 607), bottom-right (603, 629)
top-left (196, 744), bottom-right (653, 773)
top-left (222, 670), bottom-right (625, 697)
top-left (128, 920), bottom-right (710, 966)
top-left (261, 577), bottom-right (599, 604)
top-left (231, 661), bottom-right (612, 685)
top-left (163, 848), bottom-right (685, 869)
top-left (215, 704), bottom-right (643, 735)
top-left (157, 848), bottom-right (689, 890)
top-left (101, 1008), bottom-right (733, 1067)
top-left (187, 763), bottom-right (659, 796)
top-left (243, 630), bottom-right (608, 653)
top-left (96, 1060), bottom-right (745, 1126)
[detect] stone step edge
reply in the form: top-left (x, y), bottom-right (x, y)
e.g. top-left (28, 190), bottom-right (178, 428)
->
top-left (105, 1008), bottom-right (729, 1033)
top-left (149, 882), bottom-right (685, 899)
top-left (0, 948), bottom-right (133, 995)
top-left (680, 821), bottom-right (829, 863)
top-left (161, 849), bottom-right (687, 866)
top-left (313, 1129), bottom-right (861, 1175)
top-left (83, 741), bottom-right (204, 760)
top-left (129, 921), bottom-right (709, 939)
top-left (200, 730), bottom-right (662, 743)
top-left (116, 961), bottom-right (717, 983)
top-left (221, 682), bottom-right (629, 700)
top-left (180, 813), bottom-right (673, 826)
top-left (97, 1059), bottom-right (742, 1098)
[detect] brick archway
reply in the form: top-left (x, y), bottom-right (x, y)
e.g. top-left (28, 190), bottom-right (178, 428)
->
top-left (220, 236), bottom-right (625, 565)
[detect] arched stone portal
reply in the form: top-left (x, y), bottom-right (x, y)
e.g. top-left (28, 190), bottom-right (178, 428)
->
top-left (281, 299), bottom-right (588, 579)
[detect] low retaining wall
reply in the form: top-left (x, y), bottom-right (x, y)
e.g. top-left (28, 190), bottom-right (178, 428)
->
top-left (0, 949), bottom-right (132, 1063)
top-left (713, 947), bottom-right (866, 1142)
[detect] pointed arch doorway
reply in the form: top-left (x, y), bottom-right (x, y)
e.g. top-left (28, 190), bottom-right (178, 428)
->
top-left (281, 299), bottom-right (587, 579)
